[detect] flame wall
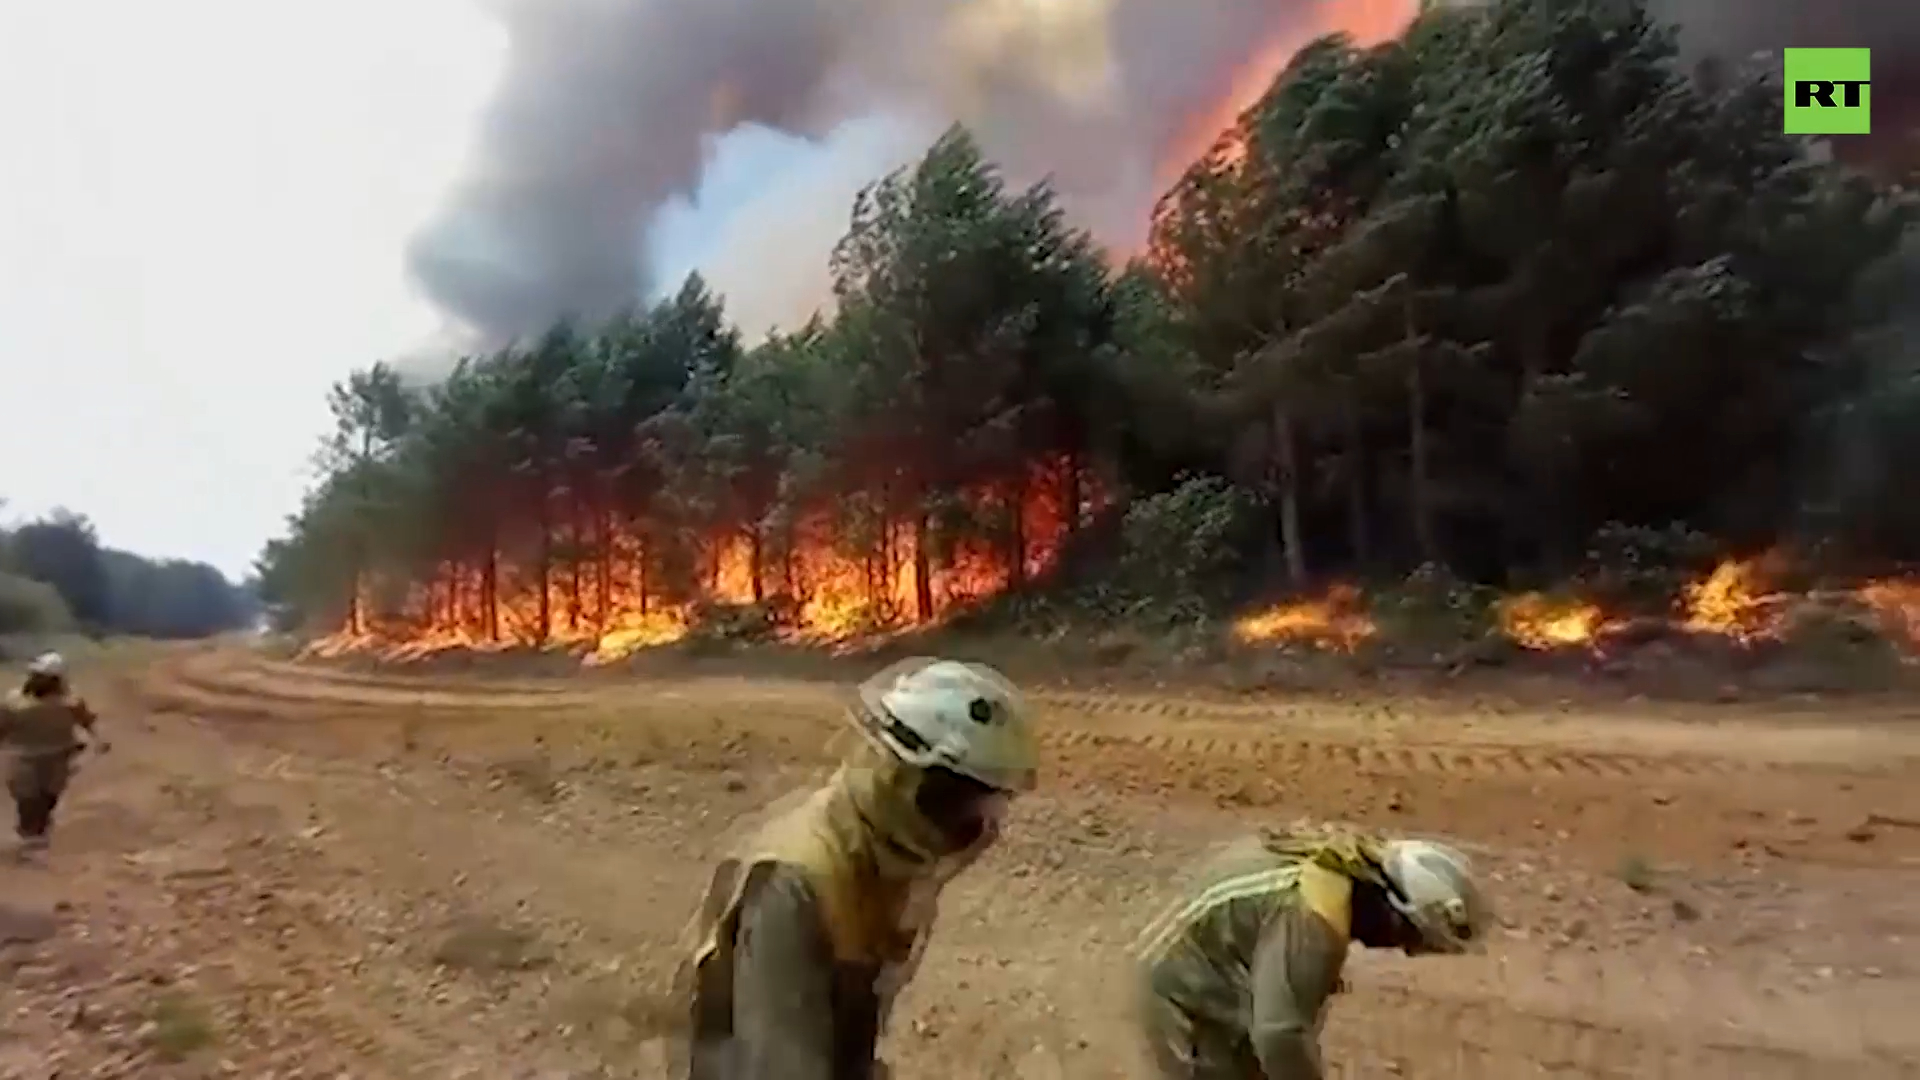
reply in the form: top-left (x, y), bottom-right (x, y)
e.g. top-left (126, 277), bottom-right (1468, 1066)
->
top-left (331, 455), bottom-right (1091, 661)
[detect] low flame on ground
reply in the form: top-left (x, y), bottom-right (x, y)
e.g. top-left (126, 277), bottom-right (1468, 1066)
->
top-left (1230, 583), bottom-right (1376, 651)
top-left (312, 542), bottom-right (1920, 663)
top-left (1496, 593), bottom-right (1614, 651)
top-left (1233, 555), bottom-right (1920, 656)
top-left (1857, 579), bottom-right (1920, 648)
top-left (584, 612), bottom-right (692, 665)
top-left (310, 459), bottom-right (1095, 663)
top-left (1681, 556), bottom-right (1788, 641)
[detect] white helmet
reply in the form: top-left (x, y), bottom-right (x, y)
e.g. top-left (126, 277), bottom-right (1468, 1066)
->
top-left (852, 657), bottom-right (1038, 794)
top-left (27, 652), bottom-right (65, 679)
top-left (1381, 839), bottom-right (1491, 954)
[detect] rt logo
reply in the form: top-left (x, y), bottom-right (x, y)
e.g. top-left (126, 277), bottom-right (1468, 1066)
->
top-left (1785, 48), bottom-right (1870, 135)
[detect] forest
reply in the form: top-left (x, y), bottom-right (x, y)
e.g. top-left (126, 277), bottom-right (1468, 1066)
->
top-left (0, 508), bottom-right (257, 642)
top-left (256, 0), bottom-right (1920, 661)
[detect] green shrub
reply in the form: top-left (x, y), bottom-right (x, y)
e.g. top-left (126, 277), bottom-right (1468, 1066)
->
top-left (1371, 563), bottom-right (1496, 647)
top-left (0, 572), bottom-right (74, 635)
top-left (688, 598), bottom-right (793, 644)
top-left (1576, 522), bottom-right (1719, 616)
top-left (1103, 475), bottom-right (1262, 621)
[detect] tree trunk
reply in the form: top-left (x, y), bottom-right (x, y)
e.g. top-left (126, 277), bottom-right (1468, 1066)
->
top-left (748, 527), bottom-right (765, 604)
top-left (912, 510), bottom-right (934, 623)
top-left (483, 544), bottom-right (500, 643)
top-left (781, 517), bottom-right (799, 599)
top-left (537, 487), bottom-right (553, 644)
top-left (1006, 467), bottom-right (1029, 588)
top-left (596, 502), bottom-right (613, 630)
top-left (635, 525), bottom-right (651, 616)
top-left (567, 512), bottom-right (584, 634)
top-left (1275, 409), bottom-right (1307, 586)
top-left (1341, 394), bottom-right (1371, 566)
top-left (863, 548), bottom-right (876, 615)
top-left (864, 537), bottom-right (882, 620)
top-left (354, 429), bottom-right (373, 635)
top-left (1408, 355), bottom-right (1438, 564)
top-left (449, 561), bottom-right (463, 630)
top-left (1064, 448), bottom-right (1084, 535)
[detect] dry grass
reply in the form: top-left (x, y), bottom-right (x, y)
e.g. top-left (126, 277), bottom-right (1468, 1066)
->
top-left (554, 979), bottom-right (683, 1054)
top-left (490, 752), bottom-right (560, 802)
top-left (144, 990), bottom-right (216, 1062)
top-left (430, 916), bottom-right (553, 974)
top-left (1616, 853), bottom-right (1657, 893)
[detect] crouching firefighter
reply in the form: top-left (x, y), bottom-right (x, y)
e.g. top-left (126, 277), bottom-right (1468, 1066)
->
top-left (0, 652), bottom-right (107, 856)
top-left (673, 657), bottom-right (1039, 1080)
top-left (1133, 823), bottom-right (1491, 1080)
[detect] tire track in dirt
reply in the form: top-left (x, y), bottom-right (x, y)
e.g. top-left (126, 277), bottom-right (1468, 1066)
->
top-left (121, 713), bottom-right (642, 1077)
top-left (1325, 985), bottom-right (1920, 1079)
top-left (882, 803), bottom-right (1920, 1079)
top-left (205, 733), bottom-right (1920, 1079)
top-left (139, 649), bottom-right (1920, 869)
top-left (112, 648), bottom-right (1920, 1077)
top-left (155, 650), bottom-right (1919, 776)
top-left (235, 655), bottom-right (1920, 763)
top-left (254, 657), bottom-right (578, 694)
top-left (164, 656), bottom-right (582, 712)
top-left (11, 715), bottom-right (587, 1075)
top-left (1043, 726), bottom-right (1763, 782)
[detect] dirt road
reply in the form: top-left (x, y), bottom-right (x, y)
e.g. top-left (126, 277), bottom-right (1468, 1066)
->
top-left (3, 644), bottom-right (1919, 1077)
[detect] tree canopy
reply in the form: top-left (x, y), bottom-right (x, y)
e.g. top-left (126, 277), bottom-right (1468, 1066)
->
top-left (259, 0), bottom-right (1916, 654)
top-left (0, 508), bottom-right (256, 640)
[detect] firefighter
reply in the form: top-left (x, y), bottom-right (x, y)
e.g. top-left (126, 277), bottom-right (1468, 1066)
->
top-left (0, 652), bottom-right (107, 856)
top-left (674, 656), bottom-right (1039, 1080)
top-left (1134, 822), bottom-right (1491, 1080)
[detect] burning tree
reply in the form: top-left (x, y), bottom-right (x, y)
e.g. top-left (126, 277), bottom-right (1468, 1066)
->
top-left (260, 0), bottom-right (1918, 663)
top-left (1146, 0), bottom-right (1910, 586)
top-left (263, 129), bottom-right (1125, 658)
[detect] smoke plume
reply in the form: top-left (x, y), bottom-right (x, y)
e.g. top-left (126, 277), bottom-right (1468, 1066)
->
top-left (1652, 0), bottom-right (1920, 174)
top-left (410, 0), bottom-right (1917, 345)
top-left (406, 0), bottom-right (1392, 343)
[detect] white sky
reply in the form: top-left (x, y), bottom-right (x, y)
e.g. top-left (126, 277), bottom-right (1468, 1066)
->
top-left (0, 1), bottom-right (507, 579)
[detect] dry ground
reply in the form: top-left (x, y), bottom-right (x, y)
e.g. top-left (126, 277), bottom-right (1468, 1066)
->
top-left (3, 643), bottom-right (1920, 1078)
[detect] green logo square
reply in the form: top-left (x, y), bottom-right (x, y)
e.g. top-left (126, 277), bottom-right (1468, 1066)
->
top-left (1784, 48), bottom-right (1870, 135)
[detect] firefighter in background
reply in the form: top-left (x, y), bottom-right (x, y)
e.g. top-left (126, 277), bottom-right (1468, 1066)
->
top-left (0, 652), bottom-right (107, 856)
top-left (674, 657), bottom-right (1039, 1080)
top-left (1134, 823), bottom-right (1491, 1080)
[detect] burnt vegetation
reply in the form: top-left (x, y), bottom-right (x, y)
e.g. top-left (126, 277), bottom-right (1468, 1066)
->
top-left (258, 0), bottom-right (1919, 667)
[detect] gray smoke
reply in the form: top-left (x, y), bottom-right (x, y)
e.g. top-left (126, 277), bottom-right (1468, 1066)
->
top-left (406, 0), bottom-right (859, 342)
top-left (1648, 0), bottom-right (1919, 58)
top-left (406, 0), bottom-right (1348, 343)
top-left (411, 0), bottom-right (1919, 345)
top-left (1644, 1), bottom-right (1920, 177)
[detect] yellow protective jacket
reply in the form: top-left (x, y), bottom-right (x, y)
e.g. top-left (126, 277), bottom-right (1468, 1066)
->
top-left (674, 752), bottom-right (968, 1080)
top-left (0, 688), bottom-right (95, 756)
top-left (1134, 827), bottom-right (1391, 1080)
top-left (0, 689), bottom-right (96, 797)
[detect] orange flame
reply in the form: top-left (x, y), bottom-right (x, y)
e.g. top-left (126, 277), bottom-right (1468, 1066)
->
top-left (1681, 555), bottom-right (1787, 641)
top-left (1496, 592), bottom-right (1614, 651)
top-left (1228, 554), bottom-right (1920, 657)
top-left (1854, 578), bottom-right (1920, 650)
top-left (1156, 0), bottom-right (1418, 189)
top-left (1232, 583), bottom-right (1377, 651)
top-left (314, 456), bottom-right (1099, 662)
